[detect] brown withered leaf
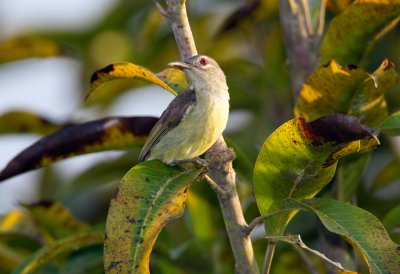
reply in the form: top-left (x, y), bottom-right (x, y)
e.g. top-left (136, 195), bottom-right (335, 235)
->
top-left (0, 116), bottom-right (159, 182)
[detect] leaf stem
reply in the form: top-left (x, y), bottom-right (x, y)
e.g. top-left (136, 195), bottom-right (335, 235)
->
top-left (245, 209), bottom-right (290, 237)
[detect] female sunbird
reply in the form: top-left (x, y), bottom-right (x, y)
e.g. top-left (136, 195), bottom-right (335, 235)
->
top-left (138, 55), bottom-right (230, 164)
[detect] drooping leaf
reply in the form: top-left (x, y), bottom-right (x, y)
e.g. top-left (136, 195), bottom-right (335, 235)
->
top-left (155, 68), bottom-right (188, 94)
top-left (369, 159), bottom-right (400, 192)
top-left (0, 116), bottom-right (158, 182)
top-left (13, 231), bottom-right (103, 274)
top-left (104, 160), bottom-right (202, 274)
top-left (22, 201), bottom-right (90, 241)
top-left (0, 110), bottom-right (66, 135)
top-left (320, 0), bottom-right (400, 65)
top-left (378, 110), bottom-right (400, 135)
top-left (86, 63), bottom-right (178, 105)
top-left (295, 59), bottom-right (399, 127)
top-left (253, 114), bottom-right (378, 235)
top-left (282, 198), bottom-right (400, 274)
top-left (0, 37), bottom-right (61, 64)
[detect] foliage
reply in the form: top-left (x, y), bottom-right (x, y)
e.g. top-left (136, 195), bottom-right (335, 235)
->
top-left (0, 0), bottom-right (400, 273)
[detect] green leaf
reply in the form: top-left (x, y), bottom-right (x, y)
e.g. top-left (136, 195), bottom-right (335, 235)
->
top-left (0, 116), bottom-right (158, 182)
top-left (253, 114), bottom-right (378, 235)
top-left (156, 68), bottom-right (188, 94)
top-left (282, 198), bottom-right (400, 274)
top-left (86, 62), bottom-right (178, 105)
top-left (336, 153), bottom-right (371, 202)
top-left (320, 0), bottom-right (400, 65)
top-left (13, 232), bottom-right (103, 274)
top-left (0, 37), bottom-right (61, 64)
top-left (370, 159), bottom-right (400, 192)
top-left (104, 160), bottom-right (202, 274)
top-left (22, 201), bottom-right (90, 241)
top-left (0, 111), bottom-right (64, 135)
top-left (378, 110), bottom-right (400, 135)
top-left (295, 59), bottom-right (399, 127)
top-left (382, 204), bottom-right (400, 243)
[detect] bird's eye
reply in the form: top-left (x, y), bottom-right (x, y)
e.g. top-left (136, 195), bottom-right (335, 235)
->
top-left (199, 57), bottom-right (208, 66)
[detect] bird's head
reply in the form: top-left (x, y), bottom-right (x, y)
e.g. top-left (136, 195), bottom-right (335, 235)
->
top-left (168, 55), bottom-right (227, 92)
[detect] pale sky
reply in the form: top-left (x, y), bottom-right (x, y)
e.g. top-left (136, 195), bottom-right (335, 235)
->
top-left (0, 0), bottom-right (251, 213)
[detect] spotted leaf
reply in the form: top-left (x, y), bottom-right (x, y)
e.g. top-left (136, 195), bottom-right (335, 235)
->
top-left (86, 63), bottom-right (178, 105)
top-left (0, 116), bottom-right (159, 182)
top-left (282, 198), bottom-right (400, 274)
top-left (253, 114), bottom-right (378, 235)
top-left (104, 160), bottom-right (202, 273)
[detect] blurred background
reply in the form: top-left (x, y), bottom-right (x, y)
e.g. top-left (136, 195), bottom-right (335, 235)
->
top-left (0, 0), bottom-right (399, 273)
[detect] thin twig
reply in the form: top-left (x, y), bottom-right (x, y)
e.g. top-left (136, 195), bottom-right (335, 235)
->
top-left (154, 0), bottom-right (168, 17)
top-left (245, 209), bottom-right (290, 236)
top-left (203, 174), bottom-right (226, 198)
top-left (292, 244), bottom-right (320, 274)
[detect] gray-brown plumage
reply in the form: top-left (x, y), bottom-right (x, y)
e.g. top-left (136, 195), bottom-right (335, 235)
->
top-left (138, 55), bottom-right (229, 164)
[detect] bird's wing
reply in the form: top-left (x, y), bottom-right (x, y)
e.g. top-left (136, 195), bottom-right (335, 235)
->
top-left (138, 89), bottom-right (196, 162)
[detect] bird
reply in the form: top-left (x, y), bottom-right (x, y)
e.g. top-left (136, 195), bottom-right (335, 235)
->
top-left (138, 55), bottom-right (230, 164)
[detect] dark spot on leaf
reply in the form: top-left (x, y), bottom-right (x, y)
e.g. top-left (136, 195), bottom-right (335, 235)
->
top-left (112, 187), bottom-right (120, 200)
top-left (135, 237), bottom-right (144, 244)
top-left (0, 116), bottom-right (159, 182)
top-left (396, 245), bottom-right (400, 252)
top-left (311, 140), bottom-right (322, 146)
top-left (107, 261), bottom-right (122, 271)
top-left (90, 64), bottom-right (115, 83)
top-left (322, 61), bottom-right (332, 68)
top-left (104, 233), bottom-right (108, 240)
top-left (347, 64), bottom-right (359, 70)
top-left (126, 216), bottom-right (136, 223)
top-left (308, 114), bottom-right (374, 143)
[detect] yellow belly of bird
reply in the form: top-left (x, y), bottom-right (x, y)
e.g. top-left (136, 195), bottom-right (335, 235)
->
top-left (148, 95), bottom-right (229, 163)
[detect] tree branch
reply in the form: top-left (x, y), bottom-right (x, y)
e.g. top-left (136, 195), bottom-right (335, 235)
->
top-left (157, 1), bottom-right (259, 273)
top-left (205, 137), bottom-right (260, 274)
top-left (279, 0), bottom-right (326, 99)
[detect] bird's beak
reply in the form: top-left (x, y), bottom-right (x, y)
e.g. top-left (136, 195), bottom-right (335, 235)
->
top-left (168, 61), bottom-right (191, 70)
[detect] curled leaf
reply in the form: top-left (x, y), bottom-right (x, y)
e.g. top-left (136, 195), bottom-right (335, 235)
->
top-left (0, 116), bottom-right (159, 182)
top-left (155, 68), bottom-right (188, 94)
top-left (295, 59), bottom-right (399, 127)
top-left (253, 114), bottom-right (378, 235)
top-left (86, 63), bottom-right (177, 104)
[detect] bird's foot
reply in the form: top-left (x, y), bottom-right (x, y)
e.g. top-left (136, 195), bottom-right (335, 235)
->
top-left (169, 157), bottom-right (209, 168)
